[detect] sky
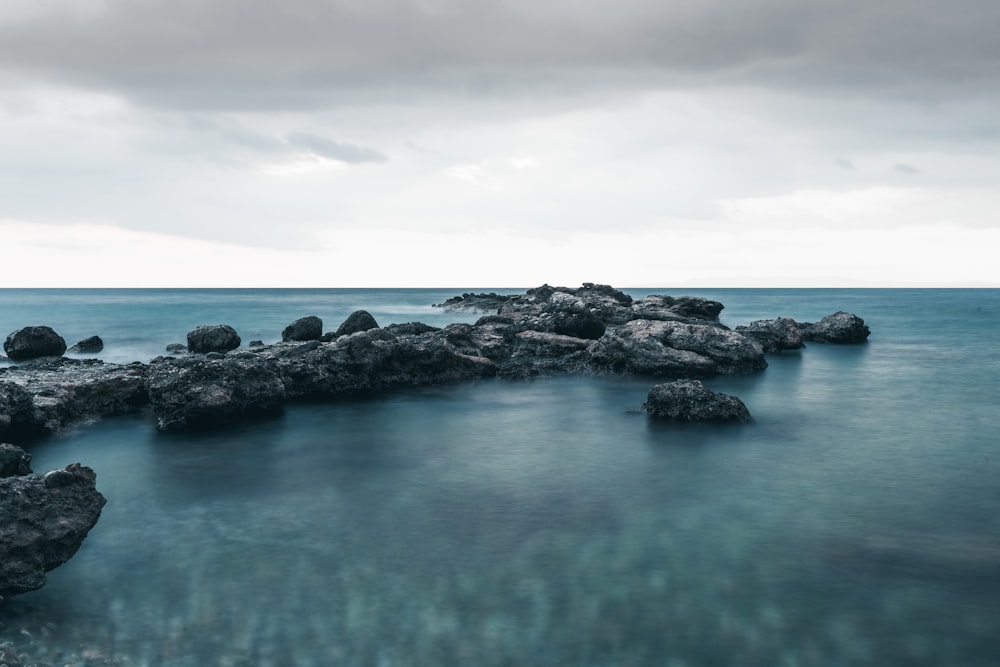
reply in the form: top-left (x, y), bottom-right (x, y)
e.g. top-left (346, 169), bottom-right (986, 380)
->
top-left (1, 0), bottom-right (998, 287)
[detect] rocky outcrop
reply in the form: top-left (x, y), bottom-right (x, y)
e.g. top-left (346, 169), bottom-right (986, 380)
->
top-left (643, 380), bottom-right (752, 423)
top-left (282, 316), bottom-right (323, 342)
top-left (334, 310), bottom-right (380, 337)
top-left (4, 326), bottom-right (67, 361)
top-left (798, 312), bottom-right (871, 344)
top-left (0, 457), bottom-right (106, 598)
top-left (434, 292), bottom-right (513, 312)
top-left (0, 442), bottom-right (33, 477)
top-left (68, 335), bottom-right (104, 354)
top-left (187, 324), bottom-right (241, 354)
top-left (736, 317), bottom-right (804, 353)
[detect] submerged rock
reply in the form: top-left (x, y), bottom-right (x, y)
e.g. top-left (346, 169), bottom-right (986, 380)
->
top-left (643, 380), bottom-right (752, 423)
top-left (187, 324), bottom-right (241, 354)
top-left (0, 461), bottom-right (106, 597)
top-left (798, 312), bottom-right (871, 344)
top-left (4, 326), bottom-right (67, 361)
top-left (282, 316), bottom-right (323, 342)
top-left (68, 335), bottom-right (105, 354)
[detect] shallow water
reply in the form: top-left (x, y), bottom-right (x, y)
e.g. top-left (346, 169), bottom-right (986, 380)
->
top-left (3, 288), bottom-right (1000, 666)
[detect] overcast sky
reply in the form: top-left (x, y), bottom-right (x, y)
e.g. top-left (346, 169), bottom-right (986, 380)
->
top-left (2, 0), bottom-right (998, 287)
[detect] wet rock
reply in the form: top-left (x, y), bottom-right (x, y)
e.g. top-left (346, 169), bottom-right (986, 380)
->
top-left (799, 312), bottom-right (871, 344)
top-left (282, 316), bottom-right (323, 342)
top-left (630, 295), bottom-right (726, 324)
top-left (643, 379), bottom-right (752, 423)
top-left (0, 381), bottom-right (36, 439)
top-left (433, 292), bottom-right (513, 312)
top-left (0, 443), bottom-right (32, 477)
top-left (736, 317), bottom-right (804, 353)
top-left (501, 331), bottom-right (593, 379)
top-left (67, 335), bottom-right (104, 354)
top-left (165, 343), bottom-right (186, 353)
top-left (3, 326), bottom-right (67, 361)
top-left (334, 310), bottom-right (380, 337)
top-left (187, 324), bottom-right (241, 354)
top-left (0, 462), bottom-right (106, 597)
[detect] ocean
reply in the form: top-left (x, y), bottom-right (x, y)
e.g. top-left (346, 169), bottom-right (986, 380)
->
top-left (2, 288), bottom-right (999, 666)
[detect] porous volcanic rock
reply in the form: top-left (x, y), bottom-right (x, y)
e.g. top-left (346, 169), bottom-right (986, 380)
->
top-left (4, 326), bottom-right (67, 361)
top-left (187, 324), bottom-right (241, 354)
top-left (0, 462), bottom-right (106, 597)
top-left (68, 335), bottom-right (104, 354)
top-left (0, 442), bottom-right (32, 477)
top-left (799, 312), bottom-right (871, 344)
top-left (334, 310), bottom-right (380, 337)
top-left (643, 379), bottom-right (752, 423)
top-left (282, 316), bottom-right (323, 342)
top-left (736, 317), bottom-right (804, 353)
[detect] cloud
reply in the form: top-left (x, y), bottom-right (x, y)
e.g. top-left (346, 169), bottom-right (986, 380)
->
top-left (894, 163), bottom-right (921, 175)
top-left (286, 132), bottom-right (387, 164)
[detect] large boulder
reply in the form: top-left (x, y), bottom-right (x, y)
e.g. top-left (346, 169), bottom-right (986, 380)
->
top-left (735, 317), bottom-right (804, 353)
top-left (68, 335), bottom-right (104, 354)
top-left (0, 461), bottom-right (106, 597)
top-left (335, 310), bottom-right (380, 337)
top-left (282, 316), bottom-right (323, 342)
top-left (643, 380), bottom-right (752, 423)
top-left (798, 312), bottom-right (871, 344)
top-left (4, 326), bottom-right (67, 361)
top-left (0, 442), bottom-right (32, 477)
top-left (187, 324), bottom-right (241, 354)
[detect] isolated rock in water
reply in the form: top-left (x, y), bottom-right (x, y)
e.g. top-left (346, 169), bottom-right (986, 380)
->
top-left (187, 324), bottom-right (241, 353)
top-left (0, 462), bottom-right (107, 597)
top-left (335, 310), bottom-right (380, 337)
top-left (736, 317), bottom-right (804, 353)
top-left (68, 335), bottom-right (104, 354)
top-left (3, 326), bottom-right (67, 361)
top-left (798, 312), bottom-right (871, 344)
top-left (0, 443), bottom-right (32, 477)
top-left (643, 380), bottom-right (752, 423)
top-left (282, 316), bottom-right (323, 342)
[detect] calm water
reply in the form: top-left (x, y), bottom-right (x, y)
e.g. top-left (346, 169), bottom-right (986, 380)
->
top-left (2, 288), bottom-right (1000, 666)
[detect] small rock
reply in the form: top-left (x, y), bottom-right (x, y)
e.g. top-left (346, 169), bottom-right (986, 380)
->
top-left (0, 443), bottom-right (32, 478)
top-left (798, 312), bottom-right (871, 344)
top-left (643, 379), bottom-right (752, 423)
top-left (68, 335), bottom-right (104, 354)
top-left (187, 324), bottom-right (241, 354)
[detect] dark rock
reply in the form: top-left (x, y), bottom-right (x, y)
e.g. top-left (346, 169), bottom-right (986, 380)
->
top-left (0, 381), bottom-right (37, 439)
top-left (67, 335), bottom-right (104, 354)
top-left (630, 295), bottom-right (726, 324)
top-left (736, 317), bottom-right (804, 353)
top-left (3, 326), bottom-right (67, 361)
top-left (248, 340), bottom-right (265, 348)
top-left (433, 292), bottom-right (513, 312)
top-left (384, 322), bottom-right (441, 336)
top-left (551, 312), bottom-right (606, 340)
top-left (643, 380), bottom-right (752, 423)
top-left (501, 331), bottom-right (593, 379)
top-left (165, 343), bottom-right (186, 353)
top-left (0, 443), bottom-right (32, 478)
top-left (282, 316), bottom-right (323, 342)
top-left (187, 324), bottom-right (241, 354)
top-left (334, 310), bottom-right (380, 337)
top-left (799, 312), bottom-right (871, 344)
top-left (0, 462), bottom-right (106, 597)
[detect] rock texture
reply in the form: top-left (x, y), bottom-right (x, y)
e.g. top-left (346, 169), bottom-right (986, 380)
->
top-left (4, 326), bottom-right (67, 361)
top-left (187, 324), bottom-right (241, 354)
top-left (799, 312), bottom-right (871, 344)
top-left (282, 316), bottom-right (323, 342)
top-left (643, 380), bottom-right (752, 423)
top-left (736, 318), bottom-right (804, 353)
top-left (0, 442), bottom-right (33, 477)
top-left (334, 310), bottom-right (380, 337)
top-left (0, 457), bottom-right (106, 597)
top-left (68, 335), bottom-right (105, 354)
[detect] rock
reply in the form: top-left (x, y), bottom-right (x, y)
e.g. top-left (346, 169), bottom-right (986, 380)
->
top-left (736, 317), bottom-right (804, 353)
top-left (282, 316), bottom-right (323, 342)
top-left (67, 335), bottom-right (104, 354)
top-left (643, 380), bottom-right (752, 423)
top-left (3, 326), bottom-right (67, 361)
top-left (165, 343), bottom-right (186, 353)
top-left (334, 310), bottom-right (380, 337)
top-left (501, 331), bottom-right (593, 379)
top-left (0, 443), bottom-right (32, 477)
top-left (148, 355), bottom-right (286, 430)
top-left (589, 320), bottom-right (767, 377)
top-left (0, 462), bottom-right (106, 597)
top-left (384, 322), bottom-right (441, 336)
top-left (799, 312), bottom-right (871, 344)
top-left (0, 381), bottom-right (37, 439)
top-left (187, 324), bottom-right (241, 354)
top-left (551, 312), bottom-right (606, 340)
top-left (433, 292), bottom-right (513, 312)
top-left (630, 295), bottom-right (726, 324)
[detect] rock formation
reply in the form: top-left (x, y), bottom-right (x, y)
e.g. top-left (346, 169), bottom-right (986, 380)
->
top-left (68, 335), bottom-right (105, 354)
top-left (4, 326), bottom-right (67, 361)
top-left (282, 316), bottom-right (323, 342)
top-left (798, 312), bottom-right (871, 344)
top-left (736, 317), bottom-right (804, 353)
top-left (643, 380), bottom-right (752, 423)
top-left (334, 310), bottom-right (380, 337)
top-left (0, 450), bottom-right (106, 598)
top-left (186, 324), bottom-right (241, 354)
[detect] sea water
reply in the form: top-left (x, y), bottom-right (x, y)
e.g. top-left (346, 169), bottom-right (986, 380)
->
top-left (2, 288), bottom-right (999, 666)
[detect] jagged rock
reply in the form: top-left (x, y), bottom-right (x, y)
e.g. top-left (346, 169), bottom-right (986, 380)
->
top-left (187, 324), bottom-right (241, 354)
top-left (4, 326), bottom-right (67, 361)
top-left (282, 316), bottom-right (323, 342)
top-left (0, 443), bottom-right (32, 477)
top-left (551, 312), bottom-right (606, 340)
top-left (501, 331), bottom-right (593, 379)
top-left (589, 320), bottom-right (767, 377)
top-left (434, 292), bottom-right (513, 312)
top-left (0, 381), bottom-right (36, 439)
top-left (384, 322), bottom-right (441, 336)
top-left (335, 310), bottom-right (380, 337)
top-left (165, 343), bottom-right (186, 353)
top-left (148, 355), bottom-right (286, 430)
top-left (736, 317), bottom-right (804, 353)
top-left (643, 380), bottom-right (752, 423)
top-left (0, 462), bottom-right (106, 597)
top-left (67, 335), bottom-right (104, 354)
top-left (630, 295), bottom-right (726, 324)
top-left (799, 312), bottom-right (871, 344)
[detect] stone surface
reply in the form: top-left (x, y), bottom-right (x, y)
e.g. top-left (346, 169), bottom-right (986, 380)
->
top-left (799, 312), bottom-right (871, 344)
top-left (4, 326), bottom-right (67, 361)
top-left (736, 317), bottom-right (804, 353)
top-left (334, 310), bottom-right (380, 337)
top-left (0, 462), bottom-right (106, 597)
top-left (187, 324), bottom-right (241, 353)
top-left (282, 316), bottom-right (323, 342)
top-left (643, 379), bottom-right (752, 422)
top-left (68, 335), bottom-right (105, 354)
top-left (0, 442), bottom-right (32, 477)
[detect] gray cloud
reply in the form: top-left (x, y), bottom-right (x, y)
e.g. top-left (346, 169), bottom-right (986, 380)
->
top-left (835, 158), bottom-right (855, 170)
top-left (1, 0), bottom-right (998, 111)
top-left (894, 163), bottom-right (921, 174)
top-left (286, 132), bottom-right (387, 164)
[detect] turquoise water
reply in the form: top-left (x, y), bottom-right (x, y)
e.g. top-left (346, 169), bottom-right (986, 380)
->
top-left (2, 289), bottom-right (1000, 666)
